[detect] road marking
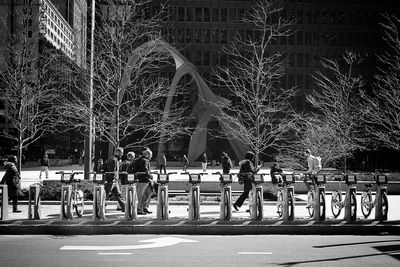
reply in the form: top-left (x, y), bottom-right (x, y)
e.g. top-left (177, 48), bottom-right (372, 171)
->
top-left (238, 252), bottom-right (272, 255)
top-left (60, 237), bottom-right (198, 251)
top-left (241, 221), bottom-right (251, 225)
top-left (306, 221), bottom-right (315, 225)
top-left (209, 221), bottom-right (219, 225)
top-left (274, 221), bottom-right (284, 226)
top-left (98, 253), bottom-right (132, 255)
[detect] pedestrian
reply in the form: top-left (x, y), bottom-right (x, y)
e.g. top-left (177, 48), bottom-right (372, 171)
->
top-left (121, 152), bottom-right (135, 172)
top-left (103, 147), bottom-right (125, 212)
top-left (221, 152), bottom-right (232, 174)
top-left (303, 149), bottom-right (322, 191)
top-left (200, 152), bottom-right (208, 172)
top-left (1, 156), bottom-right (22, 213)
top-left (95, 158), bottom-right (104, 173)
top-left (136, 148), bottom-right (153, 215)
top-left (270, 163), bottom-right (283, 184)
top-left (182, 154), bottom-right (189, 172)
top-left (158, 152), bottom-right (167, 174)
top-left (233, 151), bottom-right (260, 211)
top-left (39, 153), bottom-right (50, 180)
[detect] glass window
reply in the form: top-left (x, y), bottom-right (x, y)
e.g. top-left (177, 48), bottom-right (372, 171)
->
top-left (297, 10), bottom-right (303, 24)
top-left (204, 29), bottom-right (210, 44)
top-left (203, 51), bottom-right (210, 66)
top-left (288, 33), bottom-right (295, 45)
top-left (195, 7), bottom-right (202, 22)
top-left (297, 53), bottom-right (303, 67)
top-left (194, 29), bottom-right (202, 43)
top-left (194, 50), bottom-right (202, 66)
top-left (177, 28), bottom-right (184, 43)
top-left (186, 29), bottom-right (192, 43)
top-left (204, 7), bottom-right (210, 22)
top-left (211, 51), bottom-right (218, 66)
top-left (220, 30), bottom-right (227, 44)
top-left (186, 7), bottom-right (192, 21)
top-left (347, 32), bottom-right (353, 47)
top-left (212, 8), bottom-right (219, 22)
top-left (212, 29), bottom-right (219, 43)
top-left (297, 31), bottom-right (303, 45)
top-left (220, 54), bottom-right (228, 66)
top-left (221, 8), bottom-right (227, 22)
top-left (229, 8), bottom-right (236, 22)
top-left (297, 74), bottom-right (303, 89)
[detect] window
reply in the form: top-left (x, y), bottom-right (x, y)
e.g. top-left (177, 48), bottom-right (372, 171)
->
top-left (186, 29), bottom-right (192, 43)
top-left (204, 8), bottom-right (210, 22)
top-left (203, 29), bottom-right (210, 44)
top-left (203, 51), bottom-right (210, 66)
top-left (194, 29), bottom-right (201, 43)
top-left (220, 30), bottom-right (227, 44)
top-left (212, 8), bottom-right (219, 22)
top-left (212, 29), bottom-right (218, 43)
top-left (297, 31), bottom-right (303, 45)
top-left (229, 8), bottom-right (236, 22)
top-left (297, 53), bottom-right (303, 67)
top-left (186, 7), bottom-right (192, 21)
top-left (195, 7), bottom-right (202, 22)
top-left (221, 8), bottom-right (227, 22)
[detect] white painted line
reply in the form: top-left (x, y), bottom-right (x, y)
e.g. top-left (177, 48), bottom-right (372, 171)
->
top-left (209, 221), bottom-right (219, 225)
top-left (368, 221), bottom-right (380, 226)
top-left (238, 252), bottom-right (272, 255)
top-left (98, 253), bottom-right (132, 255)
top-left (274, 221), bottom-right (284, 226)
top-left (241, 221), bottom-right (251, 226)
top-left (143, 221), bottom-right (152, 226)
top-left (306, 221), bottom-right (315, 225)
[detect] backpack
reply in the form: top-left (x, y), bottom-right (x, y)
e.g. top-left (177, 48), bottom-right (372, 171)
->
top-left (313, 156), bottom-right (322, 172)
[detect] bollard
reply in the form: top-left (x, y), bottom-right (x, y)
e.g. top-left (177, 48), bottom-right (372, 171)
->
top-left (60, 185), bottom-right (73, 220)
top-left (189, 185), bottom-right (201, 220)
top-left (313, 186), bottom-right (326, 221)
top-left (250, 184), bottom-right (264, 220)
top-left (28, 184), bottom-right (41, 220)
top-left (282, 186), bottom-right (295, 221)
top-left (125, 184), bottom-right (137, 220)
top-left (220, 185), bottom-right (232, 221)
top-left (157, 185), bottom-right (169, 220)
top-left (93, 185), bottom-right (106, 220)
top-left (0, 185), bottom-right (8, 220)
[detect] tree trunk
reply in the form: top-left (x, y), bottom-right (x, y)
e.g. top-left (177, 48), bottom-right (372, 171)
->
top-left (18, 134), bottom-right (22, 174)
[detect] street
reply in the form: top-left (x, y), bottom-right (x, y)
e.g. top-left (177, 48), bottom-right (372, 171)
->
top-left (0, 234), bottom-right (399, 266)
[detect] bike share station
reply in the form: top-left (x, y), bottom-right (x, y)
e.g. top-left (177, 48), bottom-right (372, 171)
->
top-left (214, 173), bottom-right (233, 221)
top-left (250, 174), bottom-right (264, 221)
top-left (58, 171), bottom-right (84, 220)
top-left (28, 183), bottom-right (41, 220)
top-left (155, 172), bottom-right (176, 220)
top-left (308, 174), bottom-right (327, 221)
top-left (92, 172), bottom-right (107, 220)
top-left (184, 173), bottom-right (204, 221)
top-left (276, 173), bottom-right (295, 221)
top-left (330, 174), bottom-right (358, 221)
top-left (120, 172), bottom-right (138, 220)
top-left (360, 174), bottom-right (389, 222)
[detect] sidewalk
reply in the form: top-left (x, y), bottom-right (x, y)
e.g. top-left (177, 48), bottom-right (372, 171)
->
top-left (1, 198), bottom-right (400, 235)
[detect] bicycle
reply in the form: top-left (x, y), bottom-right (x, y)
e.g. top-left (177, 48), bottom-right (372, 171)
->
top-left (330, 173), bottom-right (357, 219)
top-left (275, 173), bottom-right (295, 220)
top-left (57, 171), bottom-right (84, 218)
top-left (213, 172), bottom-right (233, 220)
top-left (360, 173), bottom-right (389, 219)
top-left (303, 173), bottom-right (326, 219)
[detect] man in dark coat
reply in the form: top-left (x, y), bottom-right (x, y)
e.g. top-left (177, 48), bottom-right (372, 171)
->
top-left (136, 148), bottom-right (153, 215)
top-left (221, 152), bottom-right (232, 174)
top-left (233, 151), bottom-right (260, 211)
top-left (103, 147), bottom-right (125, 212)
top-left (1, 156), bottom-right (22, 212)
top-left (270, 163), bottom-right (283, 184)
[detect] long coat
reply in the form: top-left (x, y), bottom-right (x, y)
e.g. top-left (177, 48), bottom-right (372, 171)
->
top-left (1, 162), bottom-right (21, 197)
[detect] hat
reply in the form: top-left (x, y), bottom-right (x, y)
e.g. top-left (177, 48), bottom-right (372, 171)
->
top-left (7, 155), bottom-right (17, 164)
top-left (127, 152), bottom-right (135, 158)
top-left (115, 147), bottom-right (124, 154)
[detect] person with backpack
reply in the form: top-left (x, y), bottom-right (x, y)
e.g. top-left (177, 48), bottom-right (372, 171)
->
top-left (136, 148), bottom-right (154, 215)
top-left (303, 149), bottom-right (322, 191)
top-left (233, 151), bottom-right (260, 212)
top-left (103, 147), bottom-right (125, 212)
top-left (221, 152), bottom-right (232, 174)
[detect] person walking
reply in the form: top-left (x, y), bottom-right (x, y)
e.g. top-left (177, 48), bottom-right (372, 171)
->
top-left (158, 152), bottom-right (167, 174)
top-left (103, 147), bottom-right (125, 212)
top-left (182, 154), bottom-right (189, 172)
top-left (221, 152), bottom-right (232, 174)
top-left (233, 151), bottom-right (260, 211)
top-left (136, 148), bottom-right (154, 215)
top-left (200, 152), bottom-right (208, 172)
top-left (39, 153), bottom-right (50, 180)
top-left (303, 149), bottom-right (322, 191)
top-left (1, 156), bottom-right (22, 213)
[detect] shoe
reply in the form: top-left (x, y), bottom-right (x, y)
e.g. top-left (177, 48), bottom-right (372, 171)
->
top-left (143, 209), bottom-right (152, 214)
top-left (137, 211), bottom-right (146, 215)
top-left (233, 204), bottom-right (239, 211)
top-left (13, 210), bottom-right (22, 213)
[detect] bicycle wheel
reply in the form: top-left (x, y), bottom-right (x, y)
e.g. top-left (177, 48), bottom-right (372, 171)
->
top-left (62, 188), bottom-right (69, 219)
top-left (224, 189), bottom-right (230, 220)
top-left (192, 189), bottom-right (198, 219)
top-left (331, 190), bottom-right (342, 218)
top-left (361, 191), bottom-right (372, 218)
top-left (319, 190), bottom-right (325, 220)
top-left (381, 191), bottom-right (388, 219)
top-left (288, 190), bottom-right (294, 220)
top-left (276, 191), bottom-right (283, 218)
top-left (256, 190), bottom-right (263, 220)
top-left (160, 189), bottom-right (165, 219)
top-left (74, 190), bottom-right (84, 217)
top-left (307, 191), bottom-right (314, 218)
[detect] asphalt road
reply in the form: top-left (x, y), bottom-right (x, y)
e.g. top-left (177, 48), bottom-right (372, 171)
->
top-left (0, 234), bottom-right (399, 266)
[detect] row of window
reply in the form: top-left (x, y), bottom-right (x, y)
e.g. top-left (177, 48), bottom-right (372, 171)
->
top-left (170, 6), bottom-right (382, 26)
top-left (165, 27), bottom-right (381, 48)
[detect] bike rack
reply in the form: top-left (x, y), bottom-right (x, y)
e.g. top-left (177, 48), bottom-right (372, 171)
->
top-left (92, 173), bottom-right (106, 220)
top-left (281, 174), bottom-right (296, 221)
top-left (218, 173), bottom-right (232, 221)
top-left (251, 174), bottom-right (264, 221)
top-left (313, 174), bottom-right (326, 221)
top-left (28, 184), bottom-right (41, 220)
top-left (156, 173), bottom-right (173, 220)
top-left (344, 174), bottom-right (357, 221)
top-left (59, 172), bottom-right (73, 220)
top-left (375, 174), bottom-right (388, 221)
top-left (185, 173), bottom-right (202, 221)
top-left (121, 172), bottom-right (137, 221)
top-left (0, 185), bottom-right (8, 220)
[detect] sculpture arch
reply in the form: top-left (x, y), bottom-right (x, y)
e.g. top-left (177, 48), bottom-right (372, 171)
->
top-left (122, 39), bottom-right (247, 162)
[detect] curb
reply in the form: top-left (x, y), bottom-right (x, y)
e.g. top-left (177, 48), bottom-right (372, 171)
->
top-left (1, 219), bottom-right (399, 236)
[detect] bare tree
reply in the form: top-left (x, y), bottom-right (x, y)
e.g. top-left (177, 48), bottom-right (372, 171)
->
top-left (0, 3), bottom-right (63, 171)
top-left (58, 0), bottom-right (190, 156)
top-left (303, 51), bottom-right (369, 173)
top-left (362, 15), bottom-right (400, 152)
top-left (211, 0), bottom-right (296, 164)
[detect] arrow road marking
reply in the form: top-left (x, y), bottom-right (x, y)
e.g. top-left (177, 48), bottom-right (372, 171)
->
top-left (60, 237), bottom-right (198, 251)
